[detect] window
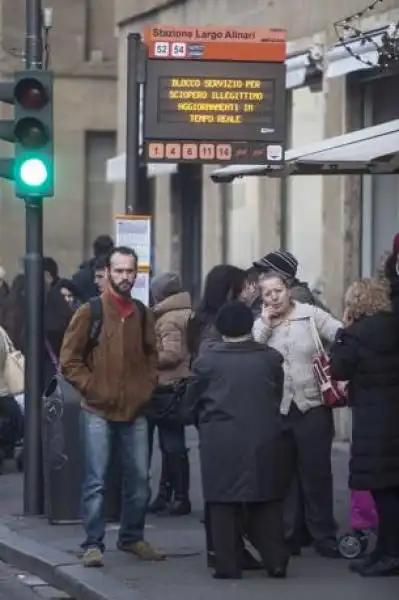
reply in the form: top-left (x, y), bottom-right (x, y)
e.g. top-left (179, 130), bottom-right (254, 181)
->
top-left (361, 75), bottom-right (399, 276)
top-left (84, 131), bottom-right (116, 257)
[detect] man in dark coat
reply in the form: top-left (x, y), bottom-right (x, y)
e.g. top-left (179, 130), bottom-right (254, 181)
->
top-left (71, 235), bottom-right (113, 302)
top-left (182, 301), bottom-right (292, 579)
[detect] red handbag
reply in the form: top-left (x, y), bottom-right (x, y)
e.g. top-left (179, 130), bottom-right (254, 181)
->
top-left (310, 318), bottom-right (347, 408)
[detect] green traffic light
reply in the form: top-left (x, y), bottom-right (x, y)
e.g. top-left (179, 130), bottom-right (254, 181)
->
top-left (18, 157), bottom-right (48, 187)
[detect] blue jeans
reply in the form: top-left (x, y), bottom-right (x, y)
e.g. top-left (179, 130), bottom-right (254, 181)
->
top-left (80, 411), bottom-right (150, 551)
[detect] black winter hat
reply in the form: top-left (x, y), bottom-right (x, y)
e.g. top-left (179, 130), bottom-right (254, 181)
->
top-left (215, 301), bottom-right (254, 338)
top-left (253, 250), bottom-right (298, 278)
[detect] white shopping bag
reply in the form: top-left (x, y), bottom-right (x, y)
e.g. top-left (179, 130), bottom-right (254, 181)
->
top-left (14, 393), bottom-right (25, 414)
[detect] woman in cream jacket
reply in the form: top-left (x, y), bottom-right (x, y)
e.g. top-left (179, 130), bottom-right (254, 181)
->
top-left (253, 270), bottom-right (342, 558)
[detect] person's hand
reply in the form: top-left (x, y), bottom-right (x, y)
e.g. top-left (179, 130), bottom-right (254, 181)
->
top-left (261, 304), bottom-right (278, 325)
top-left (342, 307), bottom-right (352, 327)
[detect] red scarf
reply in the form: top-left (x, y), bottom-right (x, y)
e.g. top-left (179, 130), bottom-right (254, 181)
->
top-left (107, 289), bottom-right (135, 319)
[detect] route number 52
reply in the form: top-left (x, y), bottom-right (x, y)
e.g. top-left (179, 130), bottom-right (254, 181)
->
top-left (154, 42), bottom-right (169, 57)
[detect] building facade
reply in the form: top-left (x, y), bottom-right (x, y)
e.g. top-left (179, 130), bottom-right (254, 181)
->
top-left (113, 0), bottom-right (399, 316)
top-left (0, 0), bottom-right (117, 277)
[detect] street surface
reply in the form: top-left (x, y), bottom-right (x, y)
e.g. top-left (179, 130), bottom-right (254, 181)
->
top-left (0, 560), bottom-right (50, 600)
top-left (0, 428), bottom-right (397, 600)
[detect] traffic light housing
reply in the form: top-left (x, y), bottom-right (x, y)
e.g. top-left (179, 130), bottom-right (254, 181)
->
top-left (13, 71), bottom-right (53, 198)
top-left (0, 70), bottom-right (54, 199)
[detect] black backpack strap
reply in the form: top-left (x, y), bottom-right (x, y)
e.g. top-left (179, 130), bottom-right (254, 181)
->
top-left (84, 296), bottom-right (103, 360)
top-left (133, 299), bottom-right (150, 355)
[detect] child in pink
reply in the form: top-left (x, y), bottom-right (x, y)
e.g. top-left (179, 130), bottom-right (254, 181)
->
top-left (350, 490), bottom-right (378, 532)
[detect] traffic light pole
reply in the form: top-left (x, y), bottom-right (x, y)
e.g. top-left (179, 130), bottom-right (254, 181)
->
top-left (23, 0), bottom-right (45, 515)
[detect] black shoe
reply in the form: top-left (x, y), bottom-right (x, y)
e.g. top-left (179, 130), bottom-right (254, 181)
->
top-left (169, 499), bottom-right (192, 516)
top-left (357, 556), bottom-right (399, 577)
top-left (268, 566), bottom-right (287, 579)
top-left (208, 548), bottom-right (262, 571)
top-left (149, 454), bottom-right (172, 514)
top-left (149, 492), bottom-right (171, 514)
top-left (349, 551), bottom-right (379, 573)
top-left (168, 452), bottom-right (191, 516)
top-left (286, 538), bottom-right (301, 556)
top-left (314, 538), bottom-right (341, 559)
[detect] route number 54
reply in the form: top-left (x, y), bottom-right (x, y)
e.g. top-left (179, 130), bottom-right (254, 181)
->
top-left (172, 43), bottom-right (186, 57)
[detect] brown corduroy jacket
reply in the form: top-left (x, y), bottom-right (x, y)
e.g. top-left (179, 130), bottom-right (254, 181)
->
top-left (60, 294), bottom-right (157, 421)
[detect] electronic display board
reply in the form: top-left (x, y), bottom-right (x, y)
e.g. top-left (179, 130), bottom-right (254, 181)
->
top-left (142, 26), bottom-right (286, 165)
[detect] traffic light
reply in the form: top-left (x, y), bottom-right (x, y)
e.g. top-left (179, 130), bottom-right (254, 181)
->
top-left (0, 70), bottom-right (54, 199)
top-left (14, 71), bottom-right (53, 198)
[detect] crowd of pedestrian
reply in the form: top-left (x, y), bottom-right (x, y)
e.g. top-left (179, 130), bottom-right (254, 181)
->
top-left (0, 234), bottom-right (398, 580)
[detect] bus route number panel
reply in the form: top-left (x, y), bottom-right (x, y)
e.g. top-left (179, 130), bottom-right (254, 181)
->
top-left (143, 59), bottom-right (286, 165)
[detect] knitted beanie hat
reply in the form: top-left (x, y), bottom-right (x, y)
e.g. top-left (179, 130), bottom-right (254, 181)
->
top-left (150, 272), bottom-right (182, 302)
top-left (215, 300), bottom-right (254, 338)
top-left (253, 250), bottom-right (298, 278)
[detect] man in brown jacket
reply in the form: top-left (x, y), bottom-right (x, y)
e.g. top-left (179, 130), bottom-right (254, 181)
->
top-left (60, 246), bottom-right (162, 567)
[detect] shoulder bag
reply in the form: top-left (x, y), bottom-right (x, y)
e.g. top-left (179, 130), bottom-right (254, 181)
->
top-left (0, 326), bottom-right (25, 395)
top-left (309, 318), bottom-right (347, 408)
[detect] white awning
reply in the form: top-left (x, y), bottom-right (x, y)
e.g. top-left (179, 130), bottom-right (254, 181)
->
top-left (326, 26), bottom-right (387, 78)
top-left (286, 52), bottom-right (309, 89)
top-left (210, 119), bottom-right (399, 183)
top-left (106, 153), bottom-right (178, 183)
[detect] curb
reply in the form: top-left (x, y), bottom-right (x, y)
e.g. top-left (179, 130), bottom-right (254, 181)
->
top-left (0, 523), bottom-right (137, 600)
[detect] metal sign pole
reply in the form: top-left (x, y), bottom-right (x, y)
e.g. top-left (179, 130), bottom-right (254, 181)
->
top-left (125, 34), bottom-right (144, 215)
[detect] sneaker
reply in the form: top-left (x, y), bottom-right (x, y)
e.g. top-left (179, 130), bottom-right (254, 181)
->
top-left (82, 547), bottom-right (104, 567)
top-left (117, 540), bottom-right (166, 561)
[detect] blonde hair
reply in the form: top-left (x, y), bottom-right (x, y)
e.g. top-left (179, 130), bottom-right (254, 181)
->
top-left (345, 277), bottom-right (391, 322)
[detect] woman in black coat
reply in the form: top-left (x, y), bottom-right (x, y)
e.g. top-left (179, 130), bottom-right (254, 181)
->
top-left (330, 278), bottom-right (399, 577)
top-left (182, 301), bottom-right (293, 579)
top-left (2, 273), bottom-right (73, 387)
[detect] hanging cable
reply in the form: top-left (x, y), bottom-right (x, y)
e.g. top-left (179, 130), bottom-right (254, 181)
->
top-left (334, 0), bottom-right (399, 69)
top-left (42, 7), bottom-right (53, 70)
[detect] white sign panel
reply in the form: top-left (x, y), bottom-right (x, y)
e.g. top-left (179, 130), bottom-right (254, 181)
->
top-left (115, 216), bottom-right (151, 268)
top-left (132, 271), bottom-right (150, 306)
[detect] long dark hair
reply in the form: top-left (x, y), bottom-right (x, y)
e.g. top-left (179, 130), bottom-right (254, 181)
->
top-left (187, 264), bottom-right (246, 356)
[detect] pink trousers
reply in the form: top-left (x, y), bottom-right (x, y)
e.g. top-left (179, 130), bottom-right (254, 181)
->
top-left (350, 490), bottom-right (378, 531)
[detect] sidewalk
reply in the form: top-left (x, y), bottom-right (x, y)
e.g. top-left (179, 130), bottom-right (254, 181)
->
top-left (0, 431), bottom-right (397, 600)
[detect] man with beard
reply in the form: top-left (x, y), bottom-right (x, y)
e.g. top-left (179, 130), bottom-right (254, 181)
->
top-left (60, 246), bottom-right (163, 567)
